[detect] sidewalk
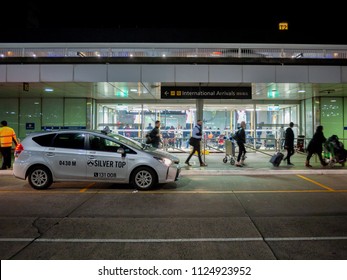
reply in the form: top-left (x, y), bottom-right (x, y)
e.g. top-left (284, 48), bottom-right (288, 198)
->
top-left (1, 150), bottom-right (346, 177)
top-left (176, 150), bottom-right (347, 176)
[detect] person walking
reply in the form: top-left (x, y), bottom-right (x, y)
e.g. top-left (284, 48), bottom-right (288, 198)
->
top-left (0, 120), bottom-right (18, 170)
top-left (174, 125), bottom-right (183, 149)
top-left (149, 120), bottom-right (162, 148)
top-left (305, 125), bottom-right (328, 167)
top-left (278, 125), bottom-right (285, 150)
top-left (235, 121), bottom-right (247, 167)
top-left (185, 120), bottom-right (207, 167)
top-left (283, 121), bottom-right (295, 165)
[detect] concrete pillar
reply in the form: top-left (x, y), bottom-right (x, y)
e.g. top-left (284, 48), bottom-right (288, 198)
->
top-left (196, 99), bottom-right (204, 122)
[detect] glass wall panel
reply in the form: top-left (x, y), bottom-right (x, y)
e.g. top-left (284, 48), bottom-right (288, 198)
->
top-left (303, 99), bottom-right (315, 143)
top-left (86, 98), bottom-right (94, 129)
top-left (42, 98), bottom-right (64, 127)
top-left (19, 98), bottom-right (42, 138)
top-left (321, 97), bottom-right (343, 143)
top-left (64, 98), bottom-right (87, 128)
top-left (300, 99), bottom-right (305, 136)
top-left (0, 98), bottom-right (19, 138)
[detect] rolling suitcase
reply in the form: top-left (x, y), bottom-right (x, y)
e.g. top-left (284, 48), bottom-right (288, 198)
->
top-left (269, 152), bottom-right (284, 167)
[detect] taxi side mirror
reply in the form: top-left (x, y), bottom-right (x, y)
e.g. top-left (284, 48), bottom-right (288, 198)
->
top-left (117, 147), bottom-right (126, 157)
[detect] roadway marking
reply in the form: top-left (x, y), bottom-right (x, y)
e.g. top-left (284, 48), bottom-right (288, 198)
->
top-left (1, 236), bottom-right (347, 243)
top-left (79, 183), bottom-right (96, 193)
top-left (296, 175), bottom-right (335, 191)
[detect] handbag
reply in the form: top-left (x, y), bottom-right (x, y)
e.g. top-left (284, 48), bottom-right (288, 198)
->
top-left (145, 134), bottom-right (152, 144)
top-left (189, 137), bottom-right (195, 145)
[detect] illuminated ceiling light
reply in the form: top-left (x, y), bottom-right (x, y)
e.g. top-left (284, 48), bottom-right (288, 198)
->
top-left (32, 54), bottom-right (36, 57)
top-left (129, 54), bottom-right (133, 57)
top-left (246, 108), bottom-right (261, 111)
top-left (115, 91), bottom-right (128, 97)
top-left (44, 88), bottom-right (54, 92)
top-left (162, 54), bottom-right (166, 57)
top-left (0, 54), bottom-right (4, 58)
top-left (267, 90), bottom-right (279, 98)
top-left (298, 90), bottom-right (305, 93)
top-left (130, 89), bottom-right (137, 92)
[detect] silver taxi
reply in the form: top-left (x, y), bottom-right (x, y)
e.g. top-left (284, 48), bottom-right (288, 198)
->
top-left (13, 129), bottom-right (181, 190)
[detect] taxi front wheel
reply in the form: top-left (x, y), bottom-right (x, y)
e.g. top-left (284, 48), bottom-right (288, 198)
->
top-left (131, 167), bottom-right (157, 190)
top-left (28, 165), bottom-right (53, 190)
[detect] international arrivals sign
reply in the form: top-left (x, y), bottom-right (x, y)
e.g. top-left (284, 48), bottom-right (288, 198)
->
top-left (161, 86), bottom-right (252, 99)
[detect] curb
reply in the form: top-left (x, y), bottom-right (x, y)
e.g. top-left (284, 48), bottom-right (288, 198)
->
top-left (180, 167), bottom-right (347, 176)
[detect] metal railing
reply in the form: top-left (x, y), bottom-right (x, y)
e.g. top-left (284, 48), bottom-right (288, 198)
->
top-left (1, 43), bottom-right (347, 60)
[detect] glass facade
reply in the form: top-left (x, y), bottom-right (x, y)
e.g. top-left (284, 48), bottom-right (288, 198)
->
top-left (1, 96), bottom-right (347, 152)
top-left (321, 97), bottom-right (344, 146)
top-left (95, 102), bottom-right (301, 152)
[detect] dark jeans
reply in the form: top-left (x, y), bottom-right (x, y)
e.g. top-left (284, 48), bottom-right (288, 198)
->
top-left (307, 150), bottom-right (325, 164)
top-left (237, 142), bottom-right (246, 162)
top-left (186, 140), bottom-right (203, 164)
top-left (1, 147), bottom-right (12, 169)
top-left (152, 142), bottom-right (160, 148)
top-left (285, 145), bottom-right (295, 163)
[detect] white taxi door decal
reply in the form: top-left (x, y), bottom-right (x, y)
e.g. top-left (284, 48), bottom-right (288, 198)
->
top-left (86, 151), bottom-right (128, 181)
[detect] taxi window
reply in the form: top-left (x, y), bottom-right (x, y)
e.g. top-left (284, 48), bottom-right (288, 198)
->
top-left (89, 134), bottom-right (136, 154)
top-left (52, 133), bottom-right (85, 149)
top-left (33, 133), bottom-right (57, 147)
top-left (90, 135), bottom-right (120, 152)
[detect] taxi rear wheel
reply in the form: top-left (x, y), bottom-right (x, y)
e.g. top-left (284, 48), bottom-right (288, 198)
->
top-left (28, 165), bottom-right (53, 190)
top-left (130, 167), bottom-right (157, 190)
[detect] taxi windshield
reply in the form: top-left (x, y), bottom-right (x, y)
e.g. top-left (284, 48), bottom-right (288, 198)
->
top-left (108, 132), bottom-right (144, 150)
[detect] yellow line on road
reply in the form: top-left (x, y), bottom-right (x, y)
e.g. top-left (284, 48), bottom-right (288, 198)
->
top-left (296, 175), bottom-right (335, 191)
top-left (79, 183), bottom-right (96, 193)
top-left (2, 189), bottom-right (347, 194)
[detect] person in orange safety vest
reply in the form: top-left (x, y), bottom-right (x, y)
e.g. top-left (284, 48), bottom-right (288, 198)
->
top-left (0, 120), bottom-right (18, 170)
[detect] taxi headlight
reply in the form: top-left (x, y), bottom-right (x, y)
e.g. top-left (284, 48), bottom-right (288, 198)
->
top-left (154, 156), bottom-right (172, 166)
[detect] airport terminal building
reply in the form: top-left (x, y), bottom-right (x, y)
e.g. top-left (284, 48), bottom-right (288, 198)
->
top-left (1, 42), bottom-right (347, 151)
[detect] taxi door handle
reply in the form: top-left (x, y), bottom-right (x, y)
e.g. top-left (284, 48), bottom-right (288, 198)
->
top-left (46, 152), bottom-right (55, 156)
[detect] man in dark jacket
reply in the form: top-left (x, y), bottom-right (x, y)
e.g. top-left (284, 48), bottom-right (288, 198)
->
top-left (149, 120), bottom-right (162, 148)
top-left (283, 122), bottom-right (295, 165)
top-left (185, 120), bottom-right (207, 167)
top-left (235, 121), bottom-right (247, 167)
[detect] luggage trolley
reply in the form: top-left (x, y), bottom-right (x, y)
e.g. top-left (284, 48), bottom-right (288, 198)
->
top-left (223, 139), bottom-right (236, 165)
top-left (323, 135), bottom-right (347, 167)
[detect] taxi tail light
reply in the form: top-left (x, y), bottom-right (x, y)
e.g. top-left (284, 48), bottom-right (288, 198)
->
top-left (14, 143), bottom-right (24, 157)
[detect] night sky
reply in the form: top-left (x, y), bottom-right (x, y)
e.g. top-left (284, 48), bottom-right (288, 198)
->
top-left (0, 3), bottom-right (346, 44)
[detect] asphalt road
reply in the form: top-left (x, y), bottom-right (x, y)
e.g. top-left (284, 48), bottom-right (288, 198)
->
top-left (1, 173), bottom-right (347, 260)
